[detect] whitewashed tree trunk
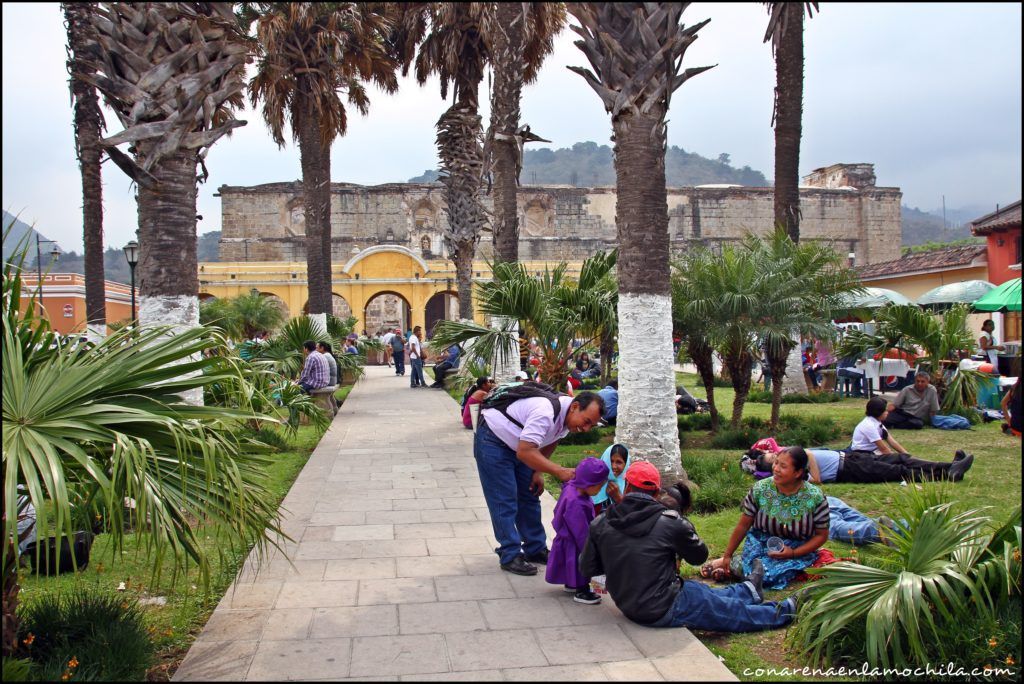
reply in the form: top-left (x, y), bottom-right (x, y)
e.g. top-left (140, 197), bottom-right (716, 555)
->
top-left (85, 324), bottom-right (105, 344)
top-left (615, 293), bottom-right (682, 481)
top-left (139, 294), bottom-right (202, 405)
top-left (491, 315), bottom-right (520, 383)
top-left (309, 312), bottom-right (327, 337)
top-left (780, 333), bottom-right (807, 394)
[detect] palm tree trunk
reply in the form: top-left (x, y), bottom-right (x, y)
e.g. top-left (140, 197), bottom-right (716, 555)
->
top-left (438, 101), bottom-right (487, 321)
top-left (488, 1), bottom-right (525, 264)
top-left (297, 96), bottom-right (328, 315)
top-left (689, 338), bottom-right (720, 432)
top-left (612, 107), bottom-right (683, 481)
top-left (319, 146), bottom-right (333, 314)
top-left (773, 3), bottom-right (804, 242)
top-left (137, 150), bottom-right (201, 404)
top-left (723, 347), bottom-right (755, 428)
top-left (599, 329), bottom-right (615, 386)
top-left (65, 2), bottom-right (106, 338)
top-left (767, 341), bottom-right (793, 428)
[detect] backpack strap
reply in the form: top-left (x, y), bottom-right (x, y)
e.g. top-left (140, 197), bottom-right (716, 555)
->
top-left (495, 395), bottom-right (563, 430)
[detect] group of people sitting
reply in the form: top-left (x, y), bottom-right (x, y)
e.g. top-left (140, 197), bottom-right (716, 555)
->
top-left (296, 339), bottom-right (341, 413)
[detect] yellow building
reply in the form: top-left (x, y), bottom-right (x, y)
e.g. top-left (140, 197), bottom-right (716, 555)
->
top-left (199, 245), bottom-right (586, 334)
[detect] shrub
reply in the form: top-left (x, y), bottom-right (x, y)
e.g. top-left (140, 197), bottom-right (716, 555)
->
top-left (682, 454), bottom-right (749, 513)
top-left (707, 415), bottom-right (845, 450)
top-left (709, 427), bottom-right (762, 449)
top-left (747, 389), bottom-right (841, 404)
top-left (1, 658), bottom-right (33, 682)
top-left (677, 413), bottom-right (713, 432)
top-left (18, 591), bottom-right (154, 681)
top-left (560, 426), bottom-right (605, 446)
top-left (241, 425), bottom-right (291, 452)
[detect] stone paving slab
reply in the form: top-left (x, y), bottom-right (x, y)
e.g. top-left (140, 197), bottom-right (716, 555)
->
top-left (173, 366), bottom-right (736, 681)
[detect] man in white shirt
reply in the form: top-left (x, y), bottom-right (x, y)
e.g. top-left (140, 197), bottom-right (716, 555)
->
top-left (408, 325), bottom-right (426, 388)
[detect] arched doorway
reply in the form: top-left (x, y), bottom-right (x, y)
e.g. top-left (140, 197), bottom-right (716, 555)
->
top-left (424, 290), bottom-right (459, 338)
top-left (364, 291), bottom-right (410, 335)
top-left (258, 291), bottom-right (290, 319)
top-left (301, 295), bottom-right (351, 320)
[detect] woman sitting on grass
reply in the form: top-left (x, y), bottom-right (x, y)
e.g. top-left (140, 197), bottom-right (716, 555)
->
top-left (706, 447), bottom-right (829, 590)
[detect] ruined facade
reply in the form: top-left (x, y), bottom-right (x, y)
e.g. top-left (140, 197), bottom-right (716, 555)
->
top-left (215, 163), bottom-right (903, 267)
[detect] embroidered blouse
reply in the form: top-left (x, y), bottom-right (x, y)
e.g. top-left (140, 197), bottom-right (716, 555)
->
top-left (741, 478), bottom-right (829, 540)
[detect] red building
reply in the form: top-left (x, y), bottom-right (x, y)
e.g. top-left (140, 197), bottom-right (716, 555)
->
top-left (19, 273), bottom-right (133, 335)
top-left (970, 200), bottom-right (1022, 285)
top-left (970, 200), bottom-right (1022, 341)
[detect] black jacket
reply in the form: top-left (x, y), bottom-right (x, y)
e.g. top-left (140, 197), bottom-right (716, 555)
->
top-left (579, 493), bottom-right (709, 625)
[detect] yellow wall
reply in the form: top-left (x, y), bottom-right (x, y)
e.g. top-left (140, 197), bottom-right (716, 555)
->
top-left (198, 246), bottom-right (587, 332)
top-left (862, 265), bottom-right (992, 336)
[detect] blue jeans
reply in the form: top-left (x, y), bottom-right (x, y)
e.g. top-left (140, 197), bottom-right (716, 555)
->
top-left (474, 419), bottom-right (546, 565)
top-left (393, 352), bottom-right (405, 375)
top-left (828, 496), bottom-right (880, 545)
top-left (651, 580), bottom-right (795, 632)
top-left (411, 358), bottom-right (425, 386)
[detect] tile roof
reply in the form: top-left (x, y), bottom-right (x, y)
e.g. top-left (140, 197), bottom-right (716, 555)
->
top-left (857, 245), bottom-right (987, 280)
top-left (970, 200), bottom-right (1021, 235)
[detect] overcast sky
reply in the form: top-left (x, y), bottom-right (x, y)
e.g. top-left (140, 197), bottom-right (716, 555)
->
top-left (3, 2), bottom-right (1021, 253)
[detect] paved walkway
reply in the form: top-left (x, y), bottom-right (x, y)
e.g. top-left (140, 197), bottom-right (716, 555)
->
top-left (174, 366), bottom-right (736, 681)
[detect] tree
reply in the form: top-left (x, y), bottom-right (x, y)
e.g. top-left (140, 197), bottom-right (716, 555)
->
top-left (246, 3), bottom-right (399, 315)
top-left (62, 2), bottom-right (106, 338)
top-left (671, 260), bottom-right (722, 432)
top-left (199, 290), bottom-right (286, 341)
top-left (394, 3), bottom-right (492, 320)
top-left (486, 3), bottom-right (564, 264)
top-left (429, 251), bottom-right (617, 391)
top-left (77, 3), bottom-right (249, 363)
top-left (567, 3), bottom-right (712, 480)
top-left (764, 2), bottom-right (817, 243)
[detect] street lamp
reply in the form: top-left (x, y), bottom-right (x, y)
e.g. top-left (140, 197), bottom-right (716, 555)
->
top-left (123, 240), bottom-right (139, 324)
top-left (35, 235), bottom-right (61, 309)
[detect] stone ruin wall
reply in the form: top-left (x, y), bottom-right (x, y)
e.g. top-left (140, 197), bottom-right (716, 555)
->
top-left (217, 164), bottom-right (902, 266)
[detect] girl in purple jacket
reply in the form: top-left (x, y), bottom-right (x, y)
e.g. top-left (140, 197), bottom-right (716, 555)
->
top-left (545, 457), bottom-right (610, 604)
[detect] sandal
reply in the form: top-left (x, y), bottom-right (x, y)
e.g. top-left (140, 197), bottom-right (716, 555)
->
top-left (700, 562), bottom-right (730, 583)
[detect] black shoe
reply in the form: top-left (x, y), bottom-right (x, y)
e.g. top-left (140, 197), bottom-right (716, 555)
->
top-left (500, 556), bottom-right (537, 576)
top-left (954, 449), bottom-right (968, 462)
top-left (948, 453), bottom-right (974, 481)
top-left (573, 589), bottom-right (602, 605)
top-left (745, 558), bottom-right (765, 603)
top-left (524, 548), bottom-right (549, 565)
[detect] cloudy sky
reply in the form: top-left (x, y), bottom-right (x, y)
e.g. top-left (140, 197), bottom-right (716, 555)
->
top-left (3, 2), bottom-right (1021, 253)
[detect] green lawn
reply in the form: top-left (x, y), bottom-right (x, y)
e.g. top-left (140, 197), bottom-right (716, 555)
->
top-left (441, 372), bottom-right (1021, 680)
top-left (17, 383), bottom-right (357, 680)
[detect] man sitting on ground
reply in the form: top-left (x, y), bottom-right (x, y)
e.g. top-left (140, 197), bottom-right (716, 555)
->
top-left (430, 343), bottom-right (461, 388)
top-left (596, 380), bottom-right (618, 425)
top-left (297, 340), bottom-right (330, 394)
top-left (580, 462), bottom-right (800, 632)
top-left (884, 371), bottom-right (939, 429)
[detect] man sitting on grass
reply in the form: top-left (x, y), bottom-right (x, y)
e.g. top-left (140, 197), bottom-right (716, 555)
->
top-left (884, 371), bottom-right (939, 429)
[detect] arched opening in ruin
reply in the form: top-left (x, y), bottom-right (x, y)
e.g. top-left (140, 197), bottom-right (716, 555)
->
top-left (257, 291), bottom-right (290, 320)
top-left (363, 291), bottom-right (410, 336)
top-left (424, 290), bottom-right (459, 339)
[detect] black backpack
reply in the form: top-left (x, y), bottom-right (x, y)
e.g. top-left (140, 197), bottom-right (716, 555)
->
top-left (481, 380), bottom-right (565, 429)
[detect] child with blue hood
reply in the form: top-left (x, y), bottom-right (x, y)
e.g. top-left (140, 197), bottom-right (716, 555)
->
top-left (591, 444), bottom-right (631, 515)
top-left (546, 456), bottom-right (610, 605)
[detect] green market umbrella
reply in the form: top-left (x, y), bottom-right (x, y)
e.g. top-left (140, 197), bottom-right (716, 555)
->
top-left (917, 279), bottom-right (995, 307)
top-left (972, 278), bottom-right (1022, 312)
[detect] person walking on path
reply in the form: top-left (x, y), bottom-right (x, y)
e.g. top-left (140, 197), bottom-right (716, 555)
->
top-left (476, 387), bottom-right (605, 575)
top-left (390, 327), bottom-right (406, 376)
top-left (408, 325), bottom-right (426, 387)
top-left (580, 464), bottom-right (797, 632)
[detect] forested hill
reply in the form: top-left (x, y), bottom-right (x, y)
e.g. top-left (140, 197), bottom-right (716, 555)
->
top-left (409, 141), bottom-right (768, 187)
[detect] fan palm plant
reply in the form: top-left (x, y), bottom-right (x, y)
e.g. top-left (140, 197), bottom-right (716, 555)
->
top-left (76, 3), bottom-right (249, 341)
top-left (2, 240), bottom-right (285, 656)
top-left (567, 2), bottom-right (712, 480)
top-left (62, 2), bottom-right (106, 337)
top-left (790, 485), bottom-right (1021, 669)
top-left (244, 2), bottom-right (400, 315)
top-left (671, 266), bottom-right (722, 432)
top-left (429, 251), bottom-right (616, 391)
top-left (837, 303), bottom-right (980, 415)
top-left (199, 291), bottom-right (286, 341)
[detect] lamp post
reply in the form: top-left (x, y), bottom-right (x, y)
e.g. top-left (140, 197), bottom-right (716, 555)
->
top-left (123, 240), bottom-right (139, 324)
top-left (34, 235), bottom-right (61, 310)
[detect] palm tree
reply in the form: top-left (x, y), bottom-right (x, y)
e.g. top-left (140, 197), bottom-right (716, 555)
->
top-left (745, 230), bottom-right (861, 427)
top-left (763, 2), bottom-right (817, 243)
top-left (2, 242), bottom-right (285, 655)
top-left (429, 251), bottom-right (617, 391)
top-left (77, 3), bottom-right (248, 359)
top-left (62, 2), bottom-right (106, 338)
top-left (486, 2), bottom-right (564, 264)
top-left (394, 3), bottom-right (491, 320)
top-left (671, 260), bottom-right (721, 432)
top-left (245, 3), bottom-right (400, 316)
top-left (567, 3), bottom-right (712, 480)
top-left (199, 290), bottom-right (286, 341)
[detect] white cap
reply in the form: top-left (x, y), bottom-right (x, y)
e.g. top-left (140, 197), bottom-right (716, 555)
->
top-left (515, 371), bottom-right (529, 380)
